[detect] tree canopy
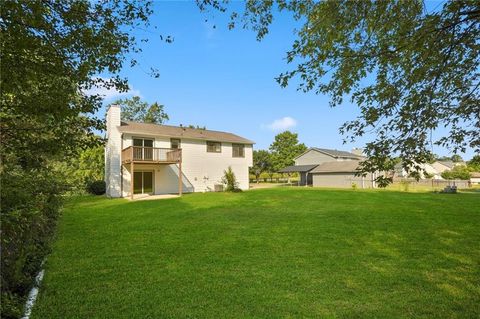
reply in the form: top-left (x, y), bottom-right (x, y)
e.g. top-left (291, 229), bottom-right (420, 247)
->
top-left (200, 0), bottom-right (480, 185)
top-left (465, 155), bottom-right (480, 173)
top-left (251, 150), bottom-right (272, 182)
top-left (468, 154), bottom-right (480, 171)
top-left (269, 131), bottom-right (307, 171)
top-left (54, 144), bottom-right (105, 192)
top-left (441, 165), bottom-right (471, 180)
top-left (450, 154), bottom-right (465, 163)
top-left (1, 0), bottom-right (155, 161)
top-left (1, 1), bottom-right (154, 316)
top-left (436, 154), bottom-right (465, 162)
top-left (114, 96), bottom-right (169, 124)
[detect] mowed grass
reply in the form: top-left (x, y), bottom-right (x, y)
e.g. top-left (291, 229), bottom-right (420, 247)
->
top-left (32, 188), bottom-right (480, 318)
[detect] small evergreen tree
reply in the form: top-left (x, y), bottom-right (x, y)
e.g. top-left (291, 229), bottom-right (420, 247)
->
top-left (222, 166), bottom-right (240, 192)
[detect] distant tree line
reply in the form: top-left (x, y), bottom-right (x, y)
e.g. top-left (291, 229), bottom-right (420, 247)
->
top-left (434, 154), bottom-right (464, 163)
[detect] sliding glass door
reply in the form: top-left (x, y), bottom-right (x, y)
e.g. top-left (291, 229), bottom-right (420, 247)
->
top-left (133, 171), bottom-right (153, 194)
top-left (133, 138), bottom-right (154, 160)
top-left (143, 172), bottom-right (153, 193)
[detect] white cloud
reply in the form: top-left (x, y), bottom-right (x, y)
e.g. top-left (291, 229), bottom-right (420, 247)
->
top-left (83, 78), bottom-right (141, 101)
top-left (265, 117), bottom-right (298, 131)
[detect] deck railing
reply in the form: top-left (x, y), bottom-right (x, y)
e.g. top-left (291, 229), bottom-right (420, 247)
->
top-left (122, 146), bottom-right (182, 163)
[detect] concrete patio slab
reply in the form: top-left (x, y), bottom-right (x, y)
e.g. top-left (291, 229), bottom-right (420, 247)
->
top-left (128, 194), bottom-right (180, 201)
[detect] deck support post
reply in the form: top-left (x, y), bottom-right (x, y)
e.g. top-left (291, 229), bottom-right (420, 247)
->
top-left (131, 161), bottom-right (134, 200)
top-left (178, 161), bottom-right (182, 196)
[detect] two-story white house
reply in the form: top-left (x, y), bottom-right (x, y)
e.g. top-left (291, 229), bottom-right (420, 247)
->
top-left (105, 105), bottom-right (254, 198)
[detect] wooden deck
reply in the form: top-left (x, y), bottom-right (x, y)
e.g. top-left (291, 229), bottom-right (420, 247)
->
top-left (121, 146), bottom-right (181, 164)
top-left (121, 146), bottom-right (183, 199)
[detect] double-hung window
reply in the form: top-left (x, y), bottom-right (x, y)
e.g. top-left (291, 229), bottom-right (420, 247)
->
top-left (207, 141), bottom-right (221, 153)
top-left (232, 144), bottom-right (245, 158)
top-left (170, 138), bottom-right (181, 149)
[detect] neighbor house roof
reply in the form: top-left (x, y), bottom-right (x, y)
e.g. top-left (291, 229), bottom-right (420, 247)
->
top-left (470, 172), bottom-right (480, 178)
top-left (437, 161), bottom-right (455, 169)
top-left (295, 147), bottom-right (363, 160)
top-left (278, 164), bottom-right (318, 173)
top-left (118, 121), bottom-right (254, 144)
top-left (312, 147), bottom-right (363, 158)
top-left (310, 160), bottom-right (361, 174)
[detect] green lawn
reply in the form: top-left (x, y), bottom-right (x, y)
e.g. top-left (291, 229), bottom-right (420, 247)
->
top-left (32, 188), bottom-right (480, 318)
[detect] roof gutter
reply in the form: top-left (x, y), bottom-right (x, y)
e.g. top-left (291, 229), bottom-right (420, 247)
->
top-left (117, 130), bottom-right (255, 145)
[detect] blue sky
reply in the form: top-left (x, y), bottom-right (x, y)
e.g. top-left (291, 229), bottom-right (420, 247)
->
top-left (94, 1), bottom-right (475, 159)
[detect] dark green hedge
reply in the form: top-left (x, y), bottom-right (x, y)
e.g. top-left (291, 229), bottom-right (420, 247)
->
top-left (1, 167), bottom-right (63, 318)
top-left (87, 180), bottom-right (106, 195)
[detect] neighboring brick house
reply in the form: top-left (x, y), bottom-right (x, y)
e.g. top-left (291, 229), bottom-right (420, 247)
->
top-left (105, 105), bottom-right (254, 198)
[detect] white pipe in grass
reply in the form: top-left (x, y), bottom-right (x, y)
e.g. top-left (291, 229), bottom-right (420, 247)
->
top-left (21, 262), bottom-right (45, 319)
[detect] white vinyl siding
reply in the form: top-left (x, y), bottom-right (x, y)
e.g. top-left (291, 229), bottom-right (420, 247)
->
top-left (121, 134), bottom-right (253, 196)
top-left (105, 105), bottom-right (122, 197)
top-left (312, 172), bottom-right (375, 189)
top-left (295, 149), bottom-right (336, 165)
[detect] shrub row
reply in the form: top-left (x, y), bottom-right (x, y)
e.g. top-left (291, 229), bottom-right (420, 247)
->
top-left (87, 180), bottom-right (106, 195)
top-left (1, 167), bottom-right (64, 318)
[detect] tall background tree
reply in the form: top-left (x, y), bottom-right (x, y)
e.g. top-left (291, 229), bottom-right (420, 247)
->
top-left (467, 154), bottom-right (480, 171)
top-left (269, 131), bottom-right (307, 172)
top-left (54, 144), bottom-right (105, 193)
top-left (115, 96), bottom-right (169, 124)
top-left (1, 1), bottom-right (155, 317)
top-left (450, 155), bottom-right (465, 163)
top-left (436, 154), bottom-right (465, 162)
top-left (251, 150), bottom-right (272, 183)
top-left (199, 0), bottom-right (480, 186)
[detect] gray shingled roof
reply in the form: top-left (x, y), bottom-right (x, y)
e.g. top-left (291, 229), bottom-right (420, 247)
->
top-left (310, 160), bottom-right (361, 173)
top-left (311, 147), bottom-right (363, 159)
top-left (278, 164), bottom-right (318, 173)
top-left (118, 121), bottom-right (254, 144)
top-left (437, 161), bottom-right (455, 168)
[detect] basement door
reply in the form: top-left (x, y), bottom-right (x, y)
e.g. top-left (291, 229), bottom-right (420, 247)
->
top-left (133, 171), bottom-right (153, 194)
